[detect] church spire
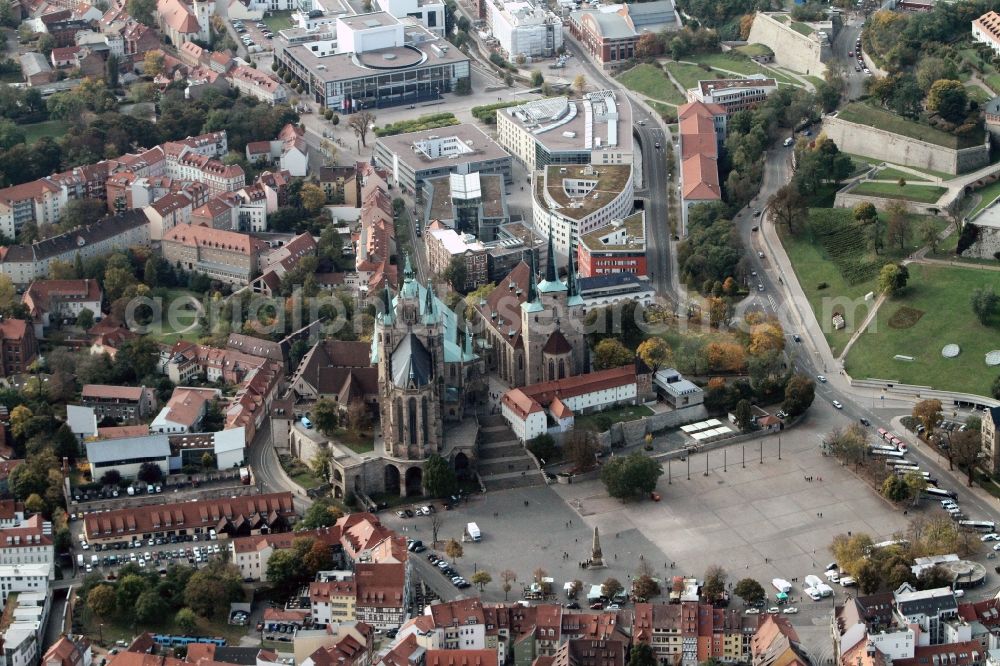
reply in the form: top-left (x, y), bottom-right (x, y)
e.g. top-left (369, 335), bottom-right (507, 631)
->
top-left (521, 253), bottom-right (543, 313)
top-left (544, 231), bottom-right (557, 283)
top-left (381, 282), bottom-right (394, 322)
top-left (423, 279), bottom-right (437, 324)
top-left (403, 253), bottom-right (414, 282)
top-left (566, 243), bottom-right (583, 306)
top-left (537, 228), bottom-right (567, 294)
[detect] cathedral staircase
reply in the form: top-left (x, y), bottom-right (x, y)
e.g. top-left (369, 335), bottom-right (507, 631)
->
top-left (477, 415), bottom-right (545, 491)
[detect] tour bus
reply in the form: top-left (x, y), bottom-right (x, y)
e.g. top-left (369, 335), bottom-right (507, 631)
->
top-left (887, 460), bottom-right (919, 470)
top-left (924, 486), bottom-right (958, 499)
top-left (958, 520), bottom-right (996, 532)
top-left (869, 448), bottom-right (906, 459)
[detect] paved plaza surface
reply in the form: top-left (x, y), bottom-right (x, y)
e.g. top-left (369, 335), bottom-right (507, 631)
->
top-left (382, 404), bottom-right (910, 607)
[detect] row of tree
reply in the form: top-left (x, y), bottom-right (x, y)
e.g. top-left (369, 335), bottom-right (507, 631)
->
top-left (84, 560), bottom-right (244, 625)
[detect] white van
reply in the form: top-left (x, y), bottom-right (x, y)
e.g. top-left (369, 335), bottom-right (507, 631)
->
top-left (783, 137), bottom-right (794, 147)
top-left (301, 416), bottom-right (313, 429)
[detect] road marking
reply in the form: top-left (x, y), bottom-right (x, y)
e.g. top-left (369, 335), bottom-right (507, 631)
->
top-left (768, 295), bottom-right (777, 310)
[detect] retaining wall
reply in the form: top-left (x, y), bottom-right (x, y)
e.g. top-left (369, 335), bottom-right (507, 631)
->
top-left (822, 115), bottom-right (990, 176)
top-left (595, 404), bottom-right (709, 448)
top-left (833, 183), bottom-right (945, 215)
top-left (746, 13), bottom-right (827, 75)
top-left (851, 378), bottom-right (1000, 409)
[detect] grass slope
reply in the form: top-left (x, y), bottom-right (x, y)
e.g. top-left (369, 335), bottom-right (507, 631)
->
top-left (845, 263), bottom-right (999, 395)
top-left (851, 181), bottom-right (946, 203)
top-left (618, 64), bottom-right (686, 105)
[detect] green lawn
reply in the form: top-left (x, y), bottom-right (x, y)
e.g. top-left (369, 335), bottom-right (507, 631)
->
top-left (22, 120), bottom-right (69, 144)
top-left (965, 84), bottom-right (992, 104)
top-left (617, 64), bottom-right (686, 105)
top-left (645, 99), bottom-right (678, 122)
top-left (873, 166), bottom-right (928, 182)
top-left (331, 428), bottom-right (375, 454)
top-left (684, 53), bottom-right (796, 85)
top-left (790, 21), bottom-right (813, 36)
top-left (844, 263), bottom-right (999, 395)
top-left (985, 73), bottom-right (1000, 95)
top-left (851, 181), bottom-right (946, 203)
top-left (803, 75), bottom-right (825, 89)
top-left (575, 404), bottom-right (653, 433)
top-left (664, 62), bottom-right (716, 92)
top-left (969, 179), bottom-right (1000, 218)
top-left (143, 289), bottom-right (202, 344)
top-left (261, 10), bottom-right (293, 32)
top-left (278, 454), bottom-right (324, 489)
top-left (779, 209), bottom-right (947, 355)
top-left (736, 43), bottom-right (773, 57)
top-left (836, 103), bottom-right (982, 150)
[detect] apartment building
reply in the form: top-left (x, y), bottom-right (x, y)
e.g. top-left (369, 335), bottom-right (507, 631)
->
top-left (0, 319), bottom-right (38, 378)
top-left (80, 384), bottom-right (156, 421)
top-left (22, 279), bottom-right (103, 339)
top-left (161, 224), bottom-right (265, 285)
top-left (686, 75), bottom-right (778, 116)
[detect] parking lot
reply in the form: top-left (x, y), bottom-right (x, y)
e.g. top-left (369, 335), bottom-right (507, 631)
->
top-left (73, 530), bottom-right (230, 578)
top-left (230, 17), bottom-right (274, 53)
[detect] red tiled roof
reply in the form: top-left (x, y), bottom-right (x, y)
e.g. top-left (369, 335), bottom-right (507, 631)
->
top-left (425, 651), bottom-right (497, 666)
top-left (83, 492), bottom-right (295, 541)
top-left (82, 384), bottom-right (145, 401)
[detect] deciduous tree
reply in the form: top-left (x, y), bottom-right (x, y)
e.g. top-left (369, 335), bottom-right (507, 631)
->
top-left (886, 201), bottom-right (910, 250)
top-left (601, 577), bottom-right (623, 599)
top-left (913, 399), bottom-right (943, 434)
top-left (563, 430), bottom-right (598, 473)
top-left (601, 453), bottom-right (663, 501)
top-left (733, 577), bottom-right (765, 604)
top-left (500, 569), bottom-right (517, 600)
top-left (878, 263), bottom-right (909, 296)
top-left (347, 110), bottom-right (376, 147)
top-left (423, 454), bottom-right (458, 498)
top-left (927, 79), bottom-right (967, 123)
top-left (628, 643), bottom-right (657, 666)
top-left (950, 430), bottom-right (982, 487)
top-left (445, 538), bottom-right (464, 563)
top-left (593, 338), bottom-right (633, 369)
top-left (636, 337), bottom-right (672, 371)
top-left (702, 565), bottom-right (727, 600)
top-left (971, 287), bottom-right (999, 325)
top-left (87, 584), bottom-right (117, 617)
top-left (471, 570), bottom-right (492, 591)
top-left (768, 184), bottom-right (807, 234)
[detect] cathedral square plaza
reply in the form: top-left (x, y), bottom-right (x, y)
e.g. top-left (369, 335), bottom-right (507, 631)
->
top-left (378, 403), bottom-right (908, 604)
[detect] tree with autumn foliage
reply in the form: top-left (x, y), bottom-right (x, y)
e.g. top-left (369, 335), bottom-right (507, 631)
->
top-left (749, 322), bottom-right (785, 356)
top-left (705, 342), bottom-right (745, 373)
top-left (635, 32), bottom-right (663, 58)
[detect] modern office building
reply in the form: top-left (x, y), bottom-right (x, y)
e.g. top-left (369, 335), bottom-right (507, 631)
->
top-left (374, 124), bottom-right (511, 194)
top-left (275, 13), bottom-right (470, 113)
top-left (576, 210), bottom-right (646, 278)
top-left (686, 75), bottom-right (778, 116)
top-left (531, 163), bottom-right (634, 261)
top-left (496, 92), bottom-right (632, 171)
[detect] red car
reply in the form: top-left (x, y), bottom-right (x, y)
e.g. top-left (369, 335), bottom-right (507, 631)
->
top-left (590, 602), bottom-right (604, 610)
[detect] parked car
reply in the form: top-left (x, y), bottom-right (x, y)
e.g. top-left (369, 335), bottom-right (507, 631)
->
top-left (832, 400), bottom-right (843, 409)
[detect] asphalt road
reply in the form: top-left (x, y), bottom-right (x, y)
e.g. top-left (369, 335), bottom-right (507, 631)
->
top-left (248, 419), bottom-right (312, 513)
top-left (831, 19), bottom-right (869, 102)
top-left (635, 122), bottom-right (673, 297)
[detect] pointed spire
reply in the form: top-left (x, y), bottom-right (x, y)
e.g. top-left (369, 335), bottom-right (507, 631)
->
top-left (403, 253), bottom-right (414, 281)
top-left (566, 243), bottom-right (582, 306)
top-left (544, 230), bottom-right (557, 283)
top-left (424, 280), bottom-right (434, 316)
top-left (382, 283), bottom-right (393, 320)
top-left (525, 253), bottom-right (539, 304)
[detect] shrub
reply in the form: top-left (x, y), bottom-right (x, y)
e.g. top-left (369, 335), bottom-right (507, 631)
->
top-left (817, 282), bottom-right (828, 289)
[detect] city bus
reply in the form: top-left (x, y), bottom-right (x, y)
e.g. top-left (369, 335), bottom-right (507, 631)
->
top-left (924, 487), bottom-right (958, 499)
top-left (958, 520), bottom-right (996, 532)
